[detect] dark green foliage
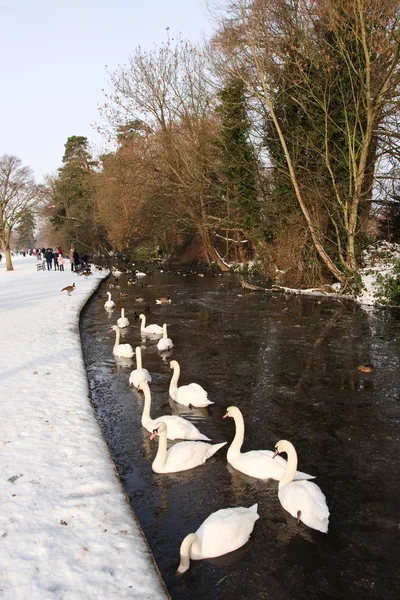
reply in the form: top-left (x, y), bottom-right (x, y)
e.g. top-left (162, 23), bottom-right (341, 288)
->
top-left (216, 77), bottom-right (260, 233)
top-left (15, 209), bottom-right (36, 249)
top-left (376, 261), bottom-right (400, 306)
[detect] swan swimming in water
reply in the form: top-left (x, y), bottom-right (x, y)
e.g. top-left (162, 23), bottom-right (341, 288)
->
top-left (109, 325), bottom-right (134, 358)
top-left (117, 308), bottom-right (129, 328)
top-left (139, 313), bottom-right (163, 335)
top-left (157, 323), bottom-right (173, 352)
top-left (169, 360), bottom-right (213, 408)
top-left (273, 439), bottom-right (330, 533)
top-left (140, 381), bottom-right (210, 440)
top-left (149, 421), bottom-right (226, 473)
top-left (223, 406), bottom-right (315, 481)
top-left (177, 504), bottom-right (259, 574)
top-left (104, 291), bottom-right (115, 310)
top-left (129, 346), bottom-right (151, 389)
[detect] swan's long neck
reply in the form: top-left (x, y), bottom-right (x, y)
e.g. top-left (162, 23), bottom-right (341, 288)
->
top-left (121, 308), bottom-right (125, 318)
top-left (107, 292), bottom-right (111, 300)
top-left (177, 533), bottom-right (201, 574)
top-left (279, 442), bottom-right (298, 489)
top-left (140, 315), bottom-right (146, 331)
top-left (163, 323), bottom-right (168, 338)
top-left (152, 427), bottom-right (168, 471)
top-left (114, 327), bottom-right (121, 348)
top-left (229, 411), bottom-right (245, 456)
top-left (136, 347), bottom-right (143, 369)
top-left (169, 363), bottom-right (180, 394)
top-left (141, 384), bottom-right (152, 426)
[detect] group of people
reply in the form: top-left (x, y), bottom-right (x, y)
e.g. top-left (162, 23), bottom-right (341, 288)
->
top-left (37, 247), bottom-right (89, 272)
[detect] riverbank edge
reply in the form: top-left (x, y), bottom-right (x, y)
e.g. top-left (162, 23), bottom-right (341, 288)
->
top-left (79, 275), bottom-right (171, 598)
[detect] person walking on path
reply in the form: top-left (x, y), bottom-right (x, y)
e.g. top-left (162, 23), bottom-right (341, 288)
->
top-left (57, 254), bottom-right (65, 271)
top-left (73, 249), bottom-right (80, 272)
top-left (45, 248), bottom-right (53, 271)
top-left (53, 251), bottom-right (59, 270)
top-left (69, 248), bottom-right (75, 271)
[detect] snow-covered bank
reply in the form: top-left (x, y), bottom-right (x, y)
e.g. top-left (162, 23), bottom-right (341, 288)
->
top-left (0, 256), bottom-right (168, 599)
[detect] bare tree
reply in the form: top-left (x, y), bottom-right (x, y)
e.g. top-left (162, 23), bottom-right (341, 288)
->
top-left (0, 155), bottom-right (44, 270)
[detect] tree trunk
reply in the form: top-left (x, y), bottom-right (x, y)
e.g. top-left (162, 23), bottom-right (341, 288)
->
top-left (0, 237), bottom-right (13, 271)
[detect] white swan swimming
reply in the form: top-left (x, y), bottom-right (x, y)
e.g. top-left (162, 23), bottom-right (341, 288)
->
top-left (273, 439), bottom-right (329, 533)
top-left (223, 406), bottom-right (315, 481)
top-left (149, 421), bottom-right (226, 473)
top-left (169, 360), bottom-right (213, 408)
top-left (109, 325), bottom-right (134, 358)
top-left (129, 346), bottom-right (151, 389)
top-left (104, 291), bottom-right (115, 310)
top-left (117, 308), bottom-right (130, 328)
top-left (177, 504), bottom-right (259, 574)
top-left (139, 313), bottom-right (163, 335)
top-left (140, 381), bottom-right (210, 441)
top-left (157, 323), bottom-right (173, 352)
top-left (135, 269), bottom-right (147, 278)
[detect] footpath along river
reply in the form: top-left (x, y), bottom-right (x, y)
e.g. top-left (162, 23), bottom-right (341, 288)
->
top-left (80, 268), bottom-right (400, 600)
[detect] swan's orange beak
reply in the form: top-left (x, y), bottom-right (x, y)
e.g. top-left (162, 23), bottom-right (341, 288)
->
top-left (222, 412), bottom-right (229, 419)
top-left (150, 430), bottom-right (158, 441)
top-left (273, 448), bottom-right (279, 459)
top-left (108, 328), bottom-right (113, 333)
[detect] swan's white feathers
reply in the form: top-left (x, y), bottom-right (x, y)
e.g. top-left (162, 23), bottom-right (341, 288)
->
top-left (279, 480), bottom-right (329, 532)
top-left (145, 416), bottom-right (211, 441)
top-left (129, 368), bottom-right (151, 388)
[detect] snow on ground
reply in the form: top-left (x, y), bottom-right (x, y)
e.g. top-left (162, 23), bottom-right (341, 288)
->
top-left (0, 255), bottom-right (168, 600)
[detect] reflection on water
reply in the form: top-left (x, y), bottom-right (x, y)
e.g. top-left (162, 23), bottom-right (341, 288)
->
top-left (81, 268), bottom-right (400, 600)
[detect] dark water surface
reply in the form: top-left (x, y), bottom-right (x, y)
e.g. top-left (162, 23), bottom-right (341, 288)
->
top-left (80, 269), bottom-right (400, 600)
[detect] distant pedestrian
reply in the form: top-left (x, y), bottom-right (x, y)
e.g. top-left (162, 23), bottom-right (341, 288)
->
top-left (45, 248), bottom-right (53, 271)
top-left (57, 246), bottom-right (63, 256)
top-left (53, 251), bottom-right (59, 270)
top-left (58, 254), bottom-right (65, 271)
top-left (81, 252), bottom-right (89, 268)
top-left (0, 253), bottom-right (2, 262)
top-left (73, 249), bottom-right (80, 271)
top-left (69, 248), bottom-right (75, 271)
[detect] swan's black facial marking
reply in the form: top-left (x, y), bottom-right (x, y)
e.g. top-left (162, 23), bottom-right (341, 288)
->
top-left (152, 428), bottom-right (159, 434)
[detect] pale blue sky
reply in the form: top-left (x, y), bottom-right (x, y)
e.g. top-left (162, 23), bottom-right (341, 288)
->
top-left (0, 0), bottom-right (213, 183)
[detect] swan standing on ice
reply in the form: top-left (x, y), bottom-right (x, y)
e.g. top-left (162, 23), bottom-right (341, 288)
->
top-left (223, 407), bottom-right (314, 481)
top-left (157, 323), bottom-right (173, 351)
top-left (140, 381), bottom-right (210, 440)
top-left (149, 422), bottom-right (226, 473)
top-left (104, 291), bottom-right (115, 310)
top-left (117, 308), bottom-right (130, 328)
top-left (109, 325), bottom-right (134, 358)
top-left (273, 439), bottom-right (330, 533)
top-left (139, 313), bottom-right (163, 335)
top-left (177, 504), bottom-right (260, 574)
top-left (169, 360), bottom-right (213, 408)
top-left (129, 346), bottom-right (151, 389)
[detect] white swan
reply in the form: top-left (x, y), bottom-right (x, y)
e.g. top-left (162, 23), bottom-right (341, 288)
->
top-left (135, 269), bottom-right (147, 278)
top-left (140, 381), bottom-right (210, 441)
top-left (149, 421), bottom-right (226, 473)
top-left (157, 323), bottom-right (173, 351)
top-left (169, 360), bottom-right (213, 407)
top-left (223, 407), bottom-right (315, 481)
top-left (273, 439), bottom-right (329, 533)
top-left (104, 291), bottom-right (115, 310)
top-left (117, 308), bottom-right (130, 328)
top-left (139, 313), bottom-right (163, 335)
top-left (129, 346), bottom-right (151, 389)
top-left (177, 504), bottom-right (259, 574)
top-left (109, 325), bottom-right (134, 358)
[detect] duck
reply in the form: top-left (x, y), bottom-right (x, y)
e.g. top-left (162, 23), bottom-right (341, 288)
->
top-left (149, 422), bottom-right (226, 473)
top-left (135, 297), bottom-right (146, 303)
top-left (140, 381), bottom-right (210, 440)
top-left (169, 360), bottom-right (213, 407)
top-left (157, 323), bottom-right (174, 352)
top-left (120, 291), bottom-right (128, 298)
top-left (129, 346), bottom-right (151, 388)
top-left (358, 364), bottom-right (374, 373)
top-left (117, 308), bottom-right (130, 329)
top-left (177, 504), bottom-right (259, 574)
top-left (61, 283), bottom-right (75, 296)
top-left (139, 313), bottom-right (163, 335)
top-left (104, 291), bottom-right (115, 310)
top-left (109, 325), bottom-right (134, 358)
top-left (223, 407), bottom-right (315, 481)
top-left (156, 295), bottom-right (171, 304)
top-left (273, 439), bottom-right (330, 533)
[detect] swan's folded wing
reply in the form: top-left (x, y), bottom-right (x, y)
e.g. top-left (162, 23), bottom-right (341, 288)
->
top-left (187, 383), bottom-right (208, 396)
top-left (197, 506), bottom-right (259, 558)
top-left (300, 480), bottom-right (330, 519)
top-left (166, 441), bottom-right (212, 469)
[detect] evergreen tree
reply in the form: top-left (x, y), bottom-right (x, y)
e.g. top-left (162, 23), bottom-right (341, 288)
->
top-left (16, 209), bottom-right (36, 249)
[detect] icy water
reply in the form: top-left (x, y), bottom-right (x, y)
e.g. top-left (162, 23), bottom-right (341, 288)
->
top-left (80, 268), bottom-right (400, 600)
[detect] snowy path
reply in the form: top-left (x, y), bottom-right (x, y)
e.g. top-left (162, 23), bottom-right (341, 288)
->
top-left (0, 256), bottom-right (168, 599)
